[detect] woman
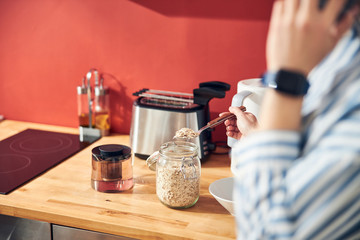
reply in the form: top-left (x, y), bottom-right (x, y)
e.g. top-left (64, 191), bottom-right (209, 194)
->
top-left (225, 0), bottom-right (360, 239)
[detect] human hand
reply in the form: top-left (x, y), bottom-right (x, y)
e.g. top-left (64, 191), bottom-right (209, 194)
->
top-left (267, 0), bottom-right (359, 75)
top-left (221, 106), bottom-right (258, 140)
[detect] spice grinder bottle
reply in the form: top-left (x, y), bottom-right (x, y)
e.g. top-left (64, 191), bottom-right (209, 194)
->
top-left (94, 77), bottom-right (110, 136)
top-left (91, 144), bottom-right (133, 193)
top-left (77, 78), bottom-right (94, 128)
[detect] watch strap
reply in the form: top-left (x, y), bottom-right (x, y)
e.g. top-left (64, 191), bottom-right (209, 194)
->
top-left (262, 69), bottom-right (310, 96)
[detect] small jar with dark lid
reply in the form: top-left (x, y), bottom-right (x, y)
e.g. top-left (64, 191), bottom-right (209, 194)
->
top-left (91, 144), bottom-right (133, 192)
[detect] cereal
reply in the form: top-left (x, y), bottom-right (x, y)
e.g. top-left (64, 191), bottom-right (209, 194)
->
top-left (174, 128), bottom-right (198, 139)
top-left (156, 162), bottom-right (200, 208)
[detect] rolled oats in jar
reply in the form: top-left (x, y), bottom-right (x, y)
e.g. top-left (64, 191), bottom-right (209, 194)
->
top-left (147, 141), bottom-right (201, 209)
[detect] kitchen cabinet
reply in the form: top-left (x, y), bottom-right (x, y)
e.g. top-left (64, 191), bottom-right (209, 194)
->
top-left (0, 214), bottom-right (135, 240)
top-left (53, 224), bottom-right (135, 240)
top-left (0, 214), bottom-right (51, 240)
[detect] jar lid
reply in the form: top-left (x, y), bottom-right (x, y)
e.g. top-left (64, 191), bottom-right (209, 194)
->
top-left (98, 144), bottom-right (131, 159)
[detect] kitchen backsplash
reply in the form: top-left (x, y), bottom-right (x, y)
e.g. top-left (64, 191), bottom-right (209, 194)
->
top-left (0, 0), bottom-right (273, 141)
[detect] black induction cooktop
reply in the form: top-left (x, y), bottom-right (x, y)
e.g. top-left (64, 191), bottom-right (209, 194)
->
top-left (0, 129), bottom-right (93, 194)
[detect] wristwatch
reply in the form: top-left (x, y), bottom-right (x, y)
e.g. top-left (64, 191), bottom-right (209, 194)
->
top-left (262, 69), bottom-right (310, 96)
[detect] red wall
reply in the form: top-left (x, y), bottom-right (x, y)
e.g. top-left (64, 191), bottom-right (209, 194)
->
top-left (0, 0), bottom-right (273, 141)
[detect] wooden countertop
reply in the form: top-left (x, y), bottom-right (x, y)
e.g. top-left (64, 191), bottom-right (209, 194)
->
top-left (0, 120), bottom-right (236, 240)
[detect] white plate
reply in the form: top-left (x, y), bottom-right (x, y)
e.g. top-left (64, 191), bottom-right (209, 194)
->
top-left (209, 177), bottom-right (234, 215)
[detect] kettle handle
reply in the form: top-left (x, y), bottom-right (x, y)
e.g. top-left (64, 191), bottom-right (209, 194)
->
top-left (227, 90), bottom-right (252, 148)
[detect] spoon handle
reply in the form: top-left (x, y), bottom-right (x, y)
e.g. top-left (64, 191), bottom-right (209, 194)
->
top-left (197, 106), bottom-right (246, 134)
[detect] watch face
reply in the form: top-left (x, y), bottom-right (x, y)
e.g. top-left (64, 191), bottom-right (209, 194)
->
top-left (275, 70), bottom-right (309, 96)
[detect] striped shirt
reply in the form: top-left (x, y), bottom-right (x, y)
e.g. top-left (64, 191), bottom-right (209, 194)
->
top-left (231, 23), bottom-right (360, 240)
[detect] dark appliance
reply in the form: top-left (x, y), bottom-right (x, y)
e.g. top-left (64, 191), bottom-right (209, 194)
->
top-left (0, 129), bottom-right (92, 194)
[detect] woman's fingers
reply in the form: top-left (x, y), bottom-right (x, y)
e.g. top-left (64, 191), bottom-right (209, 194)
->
top-left (224, 118), bottom-right (236, 126)
top-left (229, 106), bottom-right (249, 122)
top-left (284, 0), bottom-right (300, 21)
top-left (226, 125), bottom-right (239, 132)
top-left (228, 106), bottom-right (259, 138)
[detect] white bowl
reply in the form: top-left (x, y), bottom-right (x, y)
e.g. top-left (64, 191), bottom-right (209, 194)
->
top-left (209, 177), bottom-right (235, 215)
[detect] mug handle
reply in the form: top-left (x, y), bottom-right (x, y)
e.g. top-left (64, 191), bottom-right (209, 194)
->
top-left (227, 90), bottom-right (252, 148)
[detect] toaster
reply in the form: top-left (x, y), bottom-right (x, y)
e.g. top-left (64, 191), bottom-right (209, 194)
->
top-left (130, 82), bottom-right (230, 161)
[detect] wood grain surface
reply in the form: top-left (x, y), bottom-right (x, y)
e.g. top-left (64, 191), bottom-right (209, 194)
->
top-left (0, 120), bottom-right (236, 239)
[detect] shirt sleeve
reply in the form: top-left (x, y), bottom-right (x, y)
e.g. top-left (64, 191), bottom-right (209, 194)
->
top-left (231, 124), bottom-right (360, 239)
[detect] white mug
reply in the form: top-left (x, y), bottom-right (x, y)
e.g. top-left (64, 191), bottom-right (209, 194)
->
top-left (228, 78), bottom-right (266, 147)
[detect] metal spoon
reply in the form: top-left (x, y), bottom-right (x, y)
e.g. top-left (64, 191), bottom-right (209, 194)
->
top-left (174, 106), bottom-right (246, 139)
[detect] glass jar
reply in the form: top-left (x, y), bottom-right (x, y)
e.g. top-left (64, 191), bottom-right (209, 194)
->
top-left (147, 141), bottom-right (201, 209)
top-left (91, 144), bottom-right (133, 192)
